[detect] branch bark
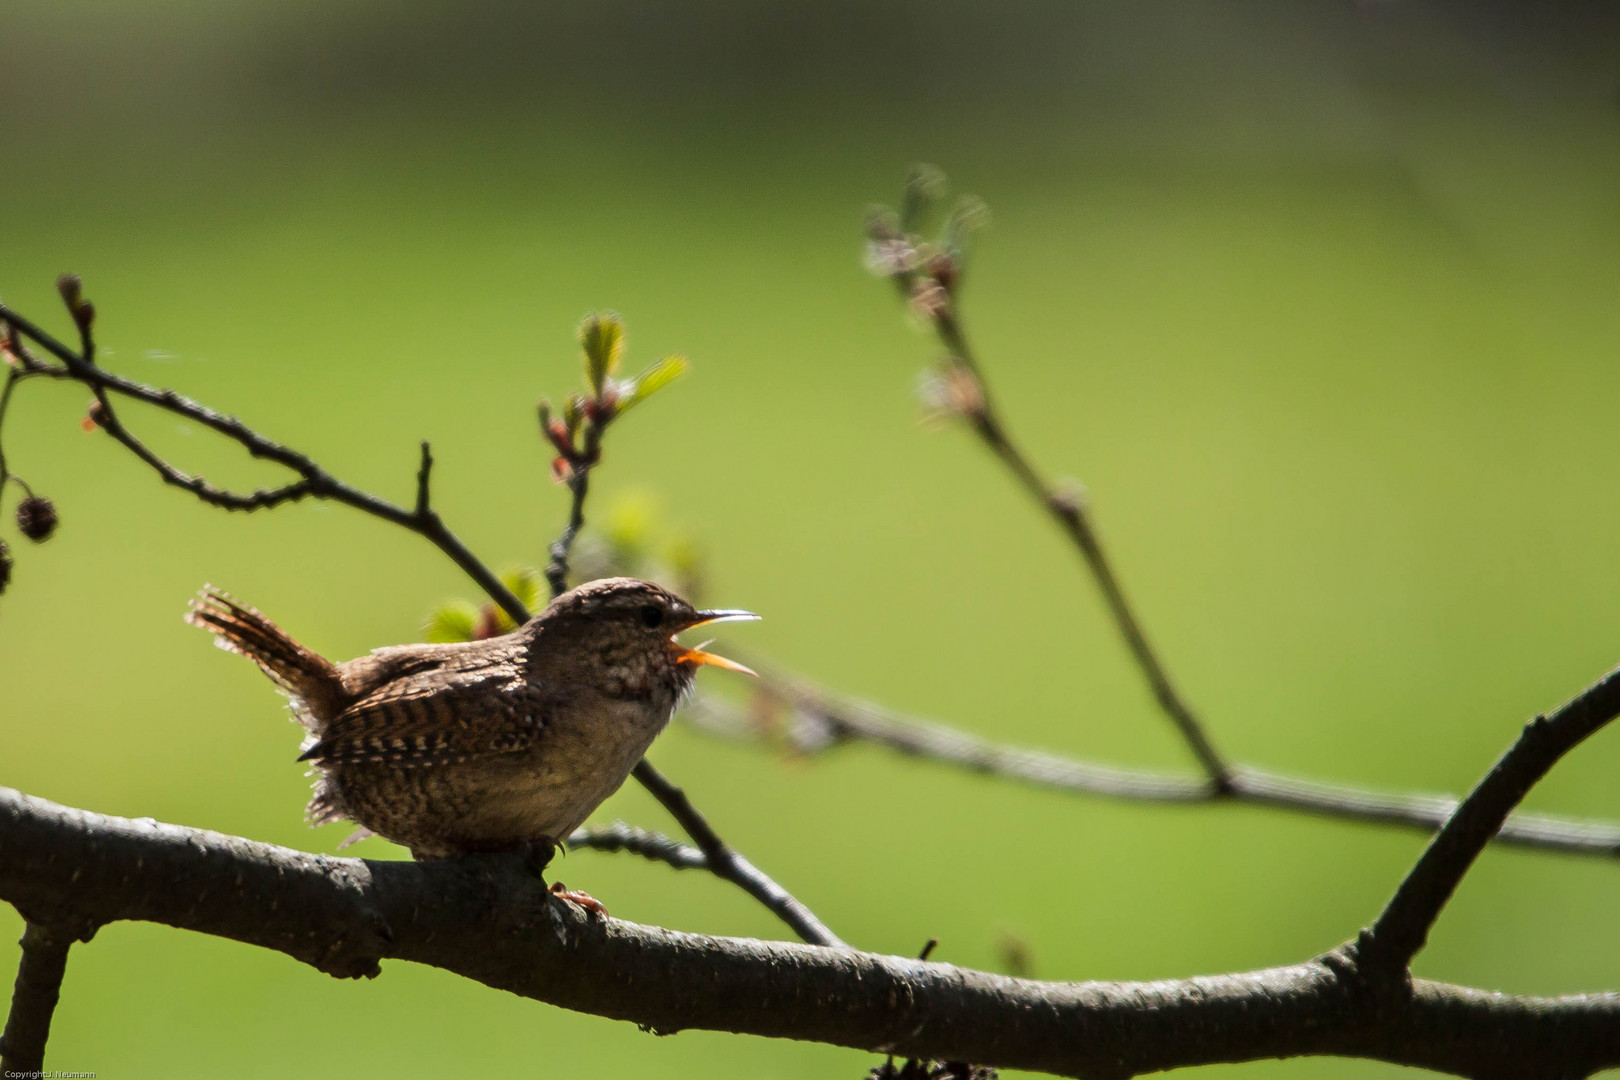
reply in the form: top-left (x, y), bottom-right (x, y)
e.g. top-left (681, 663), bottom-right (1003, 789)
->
top-left (0, 923), bottom-right (74, 1074)
top-left (1366, 661), bottom-right (1620, 974)
top-left (2, 786), bottom-right (1617, 1079)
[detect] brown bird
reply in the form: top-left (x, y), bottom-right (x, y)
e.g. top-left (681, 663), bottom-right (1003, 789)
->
top-left (187, 578), bottom-right (756, 871)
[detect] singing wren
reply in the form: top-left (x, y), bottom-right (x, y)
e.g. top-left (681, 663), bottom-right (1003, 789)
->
top-left (187, 577), bottom-right (756, 861)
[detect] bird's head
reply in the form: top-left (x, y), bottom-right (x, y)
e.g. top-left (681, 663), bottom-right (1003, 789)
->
top-left (537, 577), bottom-right (758, 689)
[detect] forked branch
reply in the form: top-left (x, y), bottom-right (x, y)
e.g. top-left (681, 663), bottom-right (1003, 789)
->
top-left (1365, 661), bottom-right (1620, 974)
top-left (0, 300), bottom-right (529, 623)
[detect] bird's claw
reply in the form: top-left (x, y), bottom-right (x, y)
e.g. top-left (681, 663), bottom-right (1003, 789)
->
top-left (549, 881), bottom-right (608, 917)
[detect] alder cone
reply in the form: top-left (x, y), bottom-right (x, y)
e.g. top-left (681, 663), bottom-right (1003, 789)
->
top-left (16, 495), bottom-right (57, 542)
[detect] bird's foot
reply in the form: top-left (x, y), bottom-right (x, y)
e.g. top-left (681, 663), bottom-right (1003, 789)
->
top-left (548, 881), bottom-right (608, 917)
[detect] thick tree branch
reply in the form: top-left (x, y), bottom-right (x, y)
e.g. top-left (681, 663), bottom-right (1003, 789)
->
top-left (2, 786), bottom-right (1617, 1079)
top-left (0, 923), bottom-right (74, 1074)
top-left (683, 677), bottom-right (1620, 858)
top-left (1366, 662), bottom-right (1620, 974)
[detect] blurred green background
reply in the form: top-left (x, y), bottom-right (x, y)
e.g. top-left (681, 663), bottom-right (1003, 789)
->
top-left (5, 2), bottom-right (1620, 1076)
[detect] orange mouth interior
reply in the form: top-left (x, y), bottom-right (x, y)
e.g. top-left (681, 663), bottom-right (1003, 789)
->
top-left (674, 645), bottom-right (756, 676)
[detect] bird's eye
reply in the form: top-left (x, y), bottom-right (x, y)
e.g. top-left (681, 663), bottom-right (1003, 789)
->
top-left (639, 604), bottom-right (665, 629)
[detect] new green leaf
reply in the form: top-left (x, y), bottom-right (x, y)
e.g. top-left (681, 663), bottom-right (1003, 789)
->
top-left (619, 355), bottom-right (690, 413)
top-left (578, 312), bottom-right (625, 396)
top-left (424, 601), bottom-right (481, 643)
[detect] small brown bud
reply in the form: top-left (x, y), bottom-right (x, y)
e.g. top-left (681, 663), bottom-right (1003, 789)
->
top-left (863, 206), bottom-right (903, 243)
top-left (918, 362), bottom-right (985, 424)
top-left (83, 400), bottom-right (107, 431)
top-left (908, 277), bottom-right (950, 321)
top-left (0, 538), bottom-right (11, 595)
top-left (473, 605), bottom-right (503, 641)
top-left (56, 274), bottom-right (95, 339)
top-left (993, 930), bottom-right (1033, 979)
top-left (926, 251), bottom-right (960, 293)
top-left (56, 273), bottom-right (82, 310)
top-left (1048, 481), bottom-right (1087, 521)
top-left (16, 495), bottom-right (58, 542)
top-left (544, 419), bottom-right (575, 458)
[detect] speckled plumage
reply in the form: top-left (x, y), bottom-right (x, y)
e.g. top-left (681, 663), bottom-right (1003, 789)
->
top-left (188, 578), bottom-right (744, 859)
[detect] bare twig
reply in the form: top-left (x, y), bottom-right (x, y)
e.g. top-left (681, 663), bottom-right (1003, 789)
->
top-left (1365, 661), bottom-right (1620, 974)
top-left (684, 676), bottom-right (1620, 858)
top-left (0, 369), bottom-right (25, 492)
top-left (873, 178), bottom-right (1228, 783)
top-left (629, 759), bottom-right (846, 948)
top-left (930, 299), bottom-right (1229, 787)
top-left (0, 922), bottom-right (73, 1074)
top-left (0, 301), bottom-right (529, 623)
top-left (3, 785), bottom-right (1618, 1078)
top-left (543, 423), bottom-right (600, 598)
top-left (413, 440), bottom-right (434, 518)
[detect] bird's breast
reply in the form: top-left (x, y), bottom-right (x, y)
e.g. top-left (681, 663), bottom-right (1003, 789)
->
top-left (466, 684), bottom-right (678, 842)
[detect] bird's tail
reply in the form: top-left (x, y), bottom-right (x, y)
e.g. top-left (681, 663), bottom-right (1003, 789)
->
top-left (186, 586), bottom-right (343, 722)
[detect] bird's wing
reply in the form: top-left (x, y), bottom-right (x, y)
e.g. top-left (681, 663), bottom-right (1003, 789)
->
top-left (299, 649), bottom-right (546, 768)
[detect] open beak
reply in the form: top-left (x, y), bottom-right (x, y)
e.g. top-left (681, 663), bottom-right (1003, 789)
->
top-left (674, 609), bottom-right (760, 676)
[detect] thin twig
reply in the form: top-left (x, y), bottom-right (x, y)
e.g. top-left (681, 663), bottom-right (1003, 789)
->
top-left (930, 303), bottom-right (1230, 788)
top-left (0, 302), bottom-right (529, 624)
top-left (414, 440), bottom-right (434, 518)
top-left (1365, 661), bottom-right (1620, 974)
top-left (0, 368), bottom-right (24, 490)
top-left (544, 425), bottom-right (601, 598)
top-left (630, 760), bottom-right (846, 947)
top-left (683, 676), bottom-right (1620, 858)
top-left (0, 922), bottom-right (73, 1073)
